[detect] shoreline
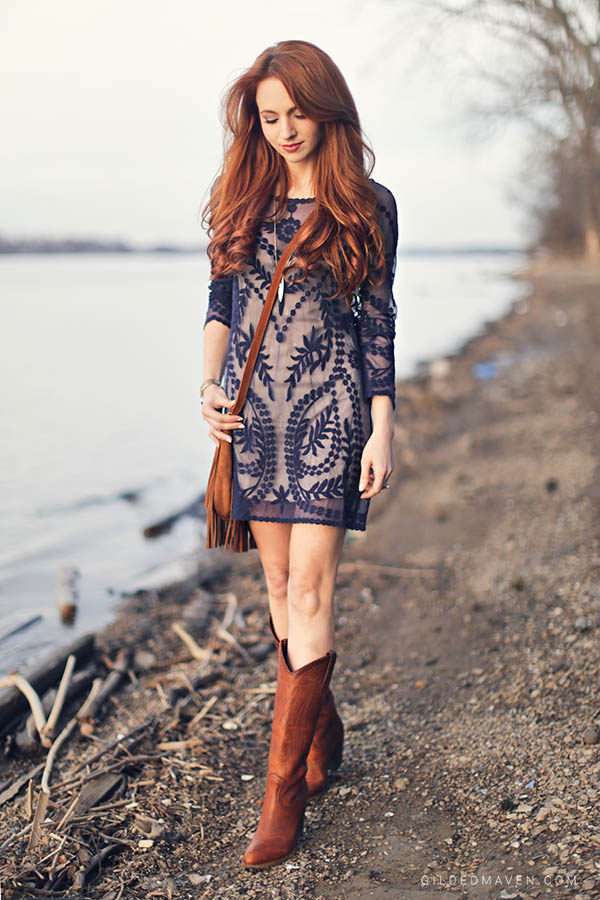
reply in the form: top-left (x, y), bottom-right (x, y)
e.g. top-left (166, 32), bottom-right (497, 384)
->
top-left (2, 258), bottom-right (599, 897)
top-left (0, 254), bottom-right (540, 734)
top-left (0, 251), bottom-right (527, 680)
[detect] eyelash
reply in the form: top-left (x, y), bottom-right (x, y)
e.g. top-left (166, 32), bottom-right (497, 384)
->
top-left (265, 114), bottom-right (306, 124)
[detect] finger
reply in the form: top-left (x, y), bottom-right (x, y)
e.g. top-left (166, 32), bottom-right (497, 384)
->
top-left (204, 407), bottom-right (244, 425)
top-left (371, 469), bottom-right (386, 495)
top-left (218, 411), bottom-right (245, 425)
top-left (209, 427), bottom-right (233, 444)
top-left (362, 469), bottom-right (385, 498)
top-left (358, 461), bottom-right (372, 495)
top-left (216, 418), bottom-right (245, 431)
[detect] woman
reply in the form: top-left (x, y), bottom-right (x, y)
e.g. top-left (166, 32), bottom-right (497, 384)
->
top-left (200, 39), bottom-right (398, 868)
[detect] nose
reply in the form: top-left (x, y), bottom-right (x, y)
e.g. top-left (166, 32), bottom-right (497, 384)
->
top-left (281, 117), bottom-right (297, 142)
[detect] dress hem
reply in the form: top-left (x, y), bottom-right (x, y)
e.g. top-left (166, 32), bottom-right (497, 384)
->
top-left (240, 513), bottom-right (366, 532)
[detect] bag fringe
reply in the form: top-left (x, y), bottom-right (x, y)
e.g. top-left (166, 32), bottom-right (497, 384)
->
top-left (204, 452), bottom-right (257, 553)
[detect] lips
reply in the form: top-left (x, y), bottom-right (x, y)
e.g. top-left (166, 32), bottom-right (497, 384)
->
top-left (281, 142), bottom-right (303, 151)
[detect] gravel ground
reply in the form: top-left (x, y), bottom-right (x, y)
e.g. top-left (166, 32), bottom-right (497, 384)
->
top-left (1, 262), bottom-right (599, 899)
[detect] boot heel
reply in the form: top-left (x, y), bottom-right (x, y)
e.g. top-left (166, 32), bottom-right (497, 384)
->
top-left (298, 810), bottom-right (305, 837)
top-left (330, 744), bottom-right (343, 771)
top-left (330, 720), bottom-right (344, 771)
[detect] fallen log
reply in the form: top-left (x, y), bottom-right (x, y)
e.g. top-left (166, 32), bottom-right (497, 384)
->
top-left (142, 491), bottom-right (208, 538)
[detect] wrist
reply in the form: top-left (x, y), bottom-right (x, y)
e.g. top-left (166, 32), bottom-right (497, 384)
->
top-left (370, 394), bottom-right (394, 434)
top-left (372, 421), bottom-right (394, 437)
top-left (200, 377), bottom-right (222, 399)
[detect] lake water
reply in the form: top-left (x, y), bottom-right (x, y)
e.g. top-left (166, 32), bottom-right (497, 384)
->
top-left (0, 250), bottom-right (529, 675)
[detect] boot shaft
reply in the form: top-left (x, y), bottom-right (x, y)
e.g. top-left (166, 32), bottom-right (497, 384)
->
top-left (266, 639), bottom-right (336, 783)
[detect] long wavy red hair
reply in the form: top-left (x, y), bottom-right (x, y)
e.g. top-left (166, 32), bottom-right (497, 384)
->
top-left (200, 39), bottom-right (387, 306)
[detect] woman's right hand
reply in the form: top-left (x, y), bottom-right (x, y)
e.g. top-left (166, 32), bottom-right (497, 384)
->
top-left (201, 384), bottom-right (245, 446)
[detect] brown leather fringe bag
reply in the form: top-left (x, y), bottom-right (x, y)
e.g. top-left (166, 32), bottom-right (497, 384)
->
top-left (204, 208), bottom-right (317, 552)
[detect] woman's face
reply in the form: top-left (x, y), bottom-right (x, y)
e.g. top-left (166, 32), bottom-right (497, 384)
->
top-left (256, 77), bottom-right (321, 169)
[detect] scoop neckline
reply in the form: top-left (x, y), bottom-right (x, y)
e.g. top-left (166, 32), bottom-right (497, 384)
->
top-left (272, 193), bottom-right (315, 203)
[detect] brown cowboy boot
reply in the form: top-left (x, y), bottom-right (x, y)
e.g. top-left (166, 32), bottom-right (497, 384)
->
top-left (268, 614), bottom-right (344, 797)
top-left (243, 638), bottom-right (336, 868)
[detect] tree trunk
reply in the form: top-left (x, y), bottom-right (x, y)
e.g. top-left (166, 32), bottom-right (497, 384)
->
top-left (584, 222), bottom-right (600, 261)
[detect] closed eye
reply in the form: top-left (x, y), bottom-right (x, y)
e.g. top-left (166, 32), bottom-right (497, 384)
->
top-left (265, 114), bottom-right (306, 124)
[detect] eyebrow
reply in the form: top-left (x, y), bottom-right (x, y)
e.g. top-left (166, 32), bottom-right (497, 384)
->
top-left (259, 106), bottom-right (300, 115)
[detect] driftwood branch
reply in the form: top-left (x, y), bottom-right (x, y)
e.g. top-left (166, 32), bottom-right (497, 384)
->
top-left (43, 653), bottom-right (76, 741)
top-left (0, 633), bottom-right (95, 733)
top-left (41, 717), bottom-right (78, 794)
top-left (0, 673), bottom-right (48, 746)
top-left (27, 677), bottom-right (103, 851)
top-left (78, 650), bottom-right (130, 735)
top-left (338, 561), bottom-right (437, 576)
top-left (0, 763), bottom-right (44, 807)
top-left (15, 668), bottom-right (96, 755)
top-left (171, 622), bottom-right (211, 661)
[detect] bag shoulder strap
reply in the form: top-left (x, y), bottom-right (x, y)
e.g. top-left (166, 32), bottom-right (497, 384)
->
top-left (229, 208), bottom-right (317, 415)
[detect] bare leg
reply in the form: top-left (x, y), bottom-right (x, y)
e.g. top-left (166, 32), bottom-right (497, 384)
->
top-left (248, 520), bottom-right (292, 640)
top-left (286, 523), bottom-right (346, 670)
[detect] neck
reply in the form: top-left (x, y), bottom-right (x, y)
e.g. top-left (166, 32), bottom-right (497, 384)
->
top-left (284, 158), bottom-right (316, 198)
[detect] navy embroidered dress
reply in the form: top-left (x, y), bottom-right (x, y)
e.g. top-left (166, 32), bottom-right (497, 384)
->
top-left (203, 178), bottom-right (398, 531)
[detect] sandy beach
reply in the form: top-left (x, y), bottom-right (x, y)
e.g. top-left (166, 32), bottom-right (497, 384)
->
top-left (1, 260), bottom-right (599, 899)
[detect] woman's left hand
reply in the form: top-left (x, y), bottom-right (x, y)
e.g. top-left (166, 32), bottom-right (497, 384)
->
top-left (358, 427), bottom-right (395, 498)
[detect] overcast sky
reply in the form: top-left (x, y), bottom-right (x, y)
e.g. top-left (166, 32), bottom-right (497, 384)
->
top-left (0, 0), bottom-right (529, 248)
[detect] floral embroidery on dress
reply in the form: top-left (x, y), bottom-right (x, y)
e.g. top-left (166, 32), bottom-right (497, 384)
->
top-left (203, 179), bottom-right (399, 530)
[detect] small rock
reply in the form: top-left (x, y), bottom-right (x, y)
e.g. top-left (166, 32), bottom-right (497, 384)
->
top-left (188, 873), bottom-right (213, 884)
top-left (582, 725), bottom-right (599, 745)
top-left (137, 839), bottom-right (154, 849)
top-left (241, 774), bottom-right (254, 781)
top-left (133, 649), bottom-right (157, 672)
top-left (574, 615), bottom-right (590, 632)
top-left (134, 815), bottom-right (164, 838)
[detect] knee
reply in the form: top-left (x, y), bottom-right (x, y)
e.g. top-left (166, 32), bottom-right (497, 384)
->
top-left (264, 567), bottom-right (289, 605)
top-left (287, 570), bottom-right (321, 619)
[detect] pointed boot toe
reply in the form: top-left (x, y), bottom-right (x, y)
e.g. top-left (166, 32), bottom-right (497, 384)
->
top-left (243, 778), bottom-right (306, 868)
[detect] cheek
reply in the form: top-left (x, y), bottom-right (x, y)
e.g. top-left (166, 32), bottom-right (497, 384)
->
top-left (262, 128), bottom-right (278, 150)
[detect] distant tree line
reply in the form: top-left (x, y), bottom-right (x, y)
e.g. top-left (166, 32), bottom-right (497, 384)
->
top-left (0, 233), bottom-right (202, 254)
top-left (412, 0), bottom-right (600, 260)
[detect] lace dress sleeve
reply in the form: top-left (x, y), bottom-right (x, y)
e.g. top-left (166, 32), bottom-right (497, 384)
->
top-left (204, 274), bottom-right (234, 329)
top-left (355, 182), bottom-right (399, 409)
